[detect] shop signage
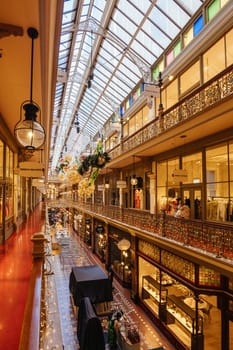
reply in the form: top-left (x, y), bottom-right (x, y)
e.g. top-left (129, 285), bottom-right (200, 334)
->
top-left (116, 180), bottom-right (127, 189)
top-left (171, 169), bottom-right (188, 183)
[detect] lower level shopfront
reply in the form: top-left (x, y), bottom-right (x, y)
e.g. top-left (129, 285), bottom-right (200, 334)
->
top-left (63, 206), bottom-right (233, 350)
top-left (137, 242), bottom-right (233, 350)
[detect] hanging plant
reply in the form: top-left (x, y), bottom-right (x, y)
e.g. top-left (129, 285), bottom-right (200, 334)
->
top-left (77, 142), bottom-right (111, 175)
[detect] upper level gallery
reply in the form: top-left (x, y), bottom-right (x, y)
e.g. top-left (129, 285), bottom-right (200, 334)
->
top-left (96, 3), bottom-right (233, 168)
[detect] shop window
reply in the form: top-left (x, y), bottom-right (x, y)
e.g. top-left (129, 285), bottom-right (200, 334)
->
top-left (206, 143), bottom-right (231, 221)
top-left (180, 60), bottom-right (200, 96)
top-left (226, 28), bottom-right (233, 66)
top-left (5, 184), bottom-right (13, 218)
top-left (164, 78), bottom-right (178, 109)
top-left (128, 115), bottom-right (136, 135)
top-left (203, 37), bottom-right (225, 82)
top-left (157, 161), bottom-right (167, 187)
top-left (135, 111), bottom-right (143, 130)
top-left (142, 105), bottom-right (152, 124)
top-left (157, 158), bottom-right (180, 214)
top-left (206, 144), bottom-right (228, 184)
top-left (125, 105), bottom-right (152, 138)
top-left (161, 88), bottom-right (166, 110)
top-left (229, 142), bottom-right (233, 182)
top-left (9, 150), bottom-right (13, 180)
top-left (182, 152), bottom-right (202, 184)
top-left (123, 122), bottom-right (128, 138)
top-left (5, 146), bottom-right (9, 178)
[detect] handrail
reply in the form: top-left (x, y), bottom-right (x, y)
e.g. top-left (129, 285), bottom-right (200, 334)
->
top-left (18, 259), bottom-right (43, 350)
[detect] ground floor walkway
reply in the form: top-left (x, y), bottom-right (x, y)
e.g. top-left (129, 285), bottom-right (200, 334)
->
top-left (42, 224), bottom-right (175, 349)
top-left (0, 204), bottom-right (175, 350)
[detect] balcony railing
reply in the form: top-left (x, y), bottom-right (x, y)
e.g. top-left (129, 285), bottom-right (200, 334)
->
top-left (109, 64), bottom-right (233, 160)
top-left (60, 200), bottom-right (233, 263)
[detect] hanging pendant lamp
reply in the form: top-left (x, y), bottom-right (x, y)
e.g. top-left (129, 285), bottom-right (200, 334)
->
top-left (14, 27), bottom-right (45, 150)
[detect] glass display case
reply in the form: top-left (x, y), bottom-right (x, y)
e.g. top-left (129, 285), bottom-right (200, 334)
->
top-left (167, 295), bottom-right (204, 350)
top-left (142, 275), bottom-right (167, 320)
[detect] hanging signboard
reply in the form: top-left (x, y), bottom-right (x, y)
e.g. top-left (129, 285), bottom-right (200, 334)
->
top-left (116, 180), bottom-right (127, 189)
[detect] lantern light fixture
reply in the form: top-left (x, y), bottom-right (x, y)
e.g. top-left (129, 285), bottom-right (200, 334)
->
top-left (14, 27), bottom-right (45, 150)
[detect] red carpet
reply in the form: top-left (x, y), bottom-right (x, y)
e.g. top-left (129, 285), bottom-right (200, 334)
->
top-left (0, 205), bottom-right (43, 350)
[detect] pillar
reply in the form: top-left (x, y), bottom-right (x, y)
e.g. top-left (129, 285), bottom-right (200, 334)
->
top-left (148, 173), bottom-right (156, 214)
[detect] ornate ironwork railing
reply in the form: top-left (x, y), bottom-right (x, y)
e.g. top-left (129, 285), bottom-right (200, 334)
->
top-left (63, 200), bottom-right (233, 262)
top-left (109, 64), bottom-right (233, 159)
top-left (164, 215), bottom-right (233, 260)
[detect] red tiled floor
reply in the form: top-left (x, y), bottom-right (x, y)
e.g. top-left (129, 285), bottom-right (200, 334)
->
top-left (0, 205), bottom-right (43, 350)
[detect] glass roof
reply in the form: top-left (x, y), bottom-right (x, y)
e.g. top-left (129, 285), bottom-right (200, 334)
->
top-left (50, 0), bottom-right (204, 174)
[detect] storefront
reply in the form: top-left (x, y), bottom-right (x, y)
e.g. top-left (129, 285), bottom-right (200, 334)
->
top-left (156, 135), bottom-right (233, 223)
top-left (137, 238), bottom-right (233, 350)
top-left (108, 226), bottom-right (132, 288)
top-left (94, 220), bottom-right (107, 262)
top-left (0, 141), bottom-right (16, 242)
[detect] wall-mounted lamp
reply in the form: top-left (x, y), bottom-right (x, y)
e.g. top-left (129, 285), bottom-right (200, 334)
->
top-left (14, 28), bottom-right (45, 150)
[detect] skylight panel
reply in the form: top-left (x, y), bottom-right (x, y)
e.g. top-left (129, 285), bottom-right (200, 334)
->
top-left (176, 0), bottom-right (204, 14)
top-left (156, 0), bottom-right (190, 26)
top-left (108, 22), bottom-right (131, 49)
top-left (117, 0), bottom-right (143, 24)
top-left (130, 40), bottom-right (155, 65)
top-left (144, 17), bottom-right (171, 49)
top-left (112, 11), bottom-right (137, 36)
top-left (94, 69), bottom-right (109, 85)
top-left (120, 56), bottom-right (141, 80)
top-left (91, 5), bottom-right (104, 22)
top-left (136, 30), bottom-right (163, 58)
